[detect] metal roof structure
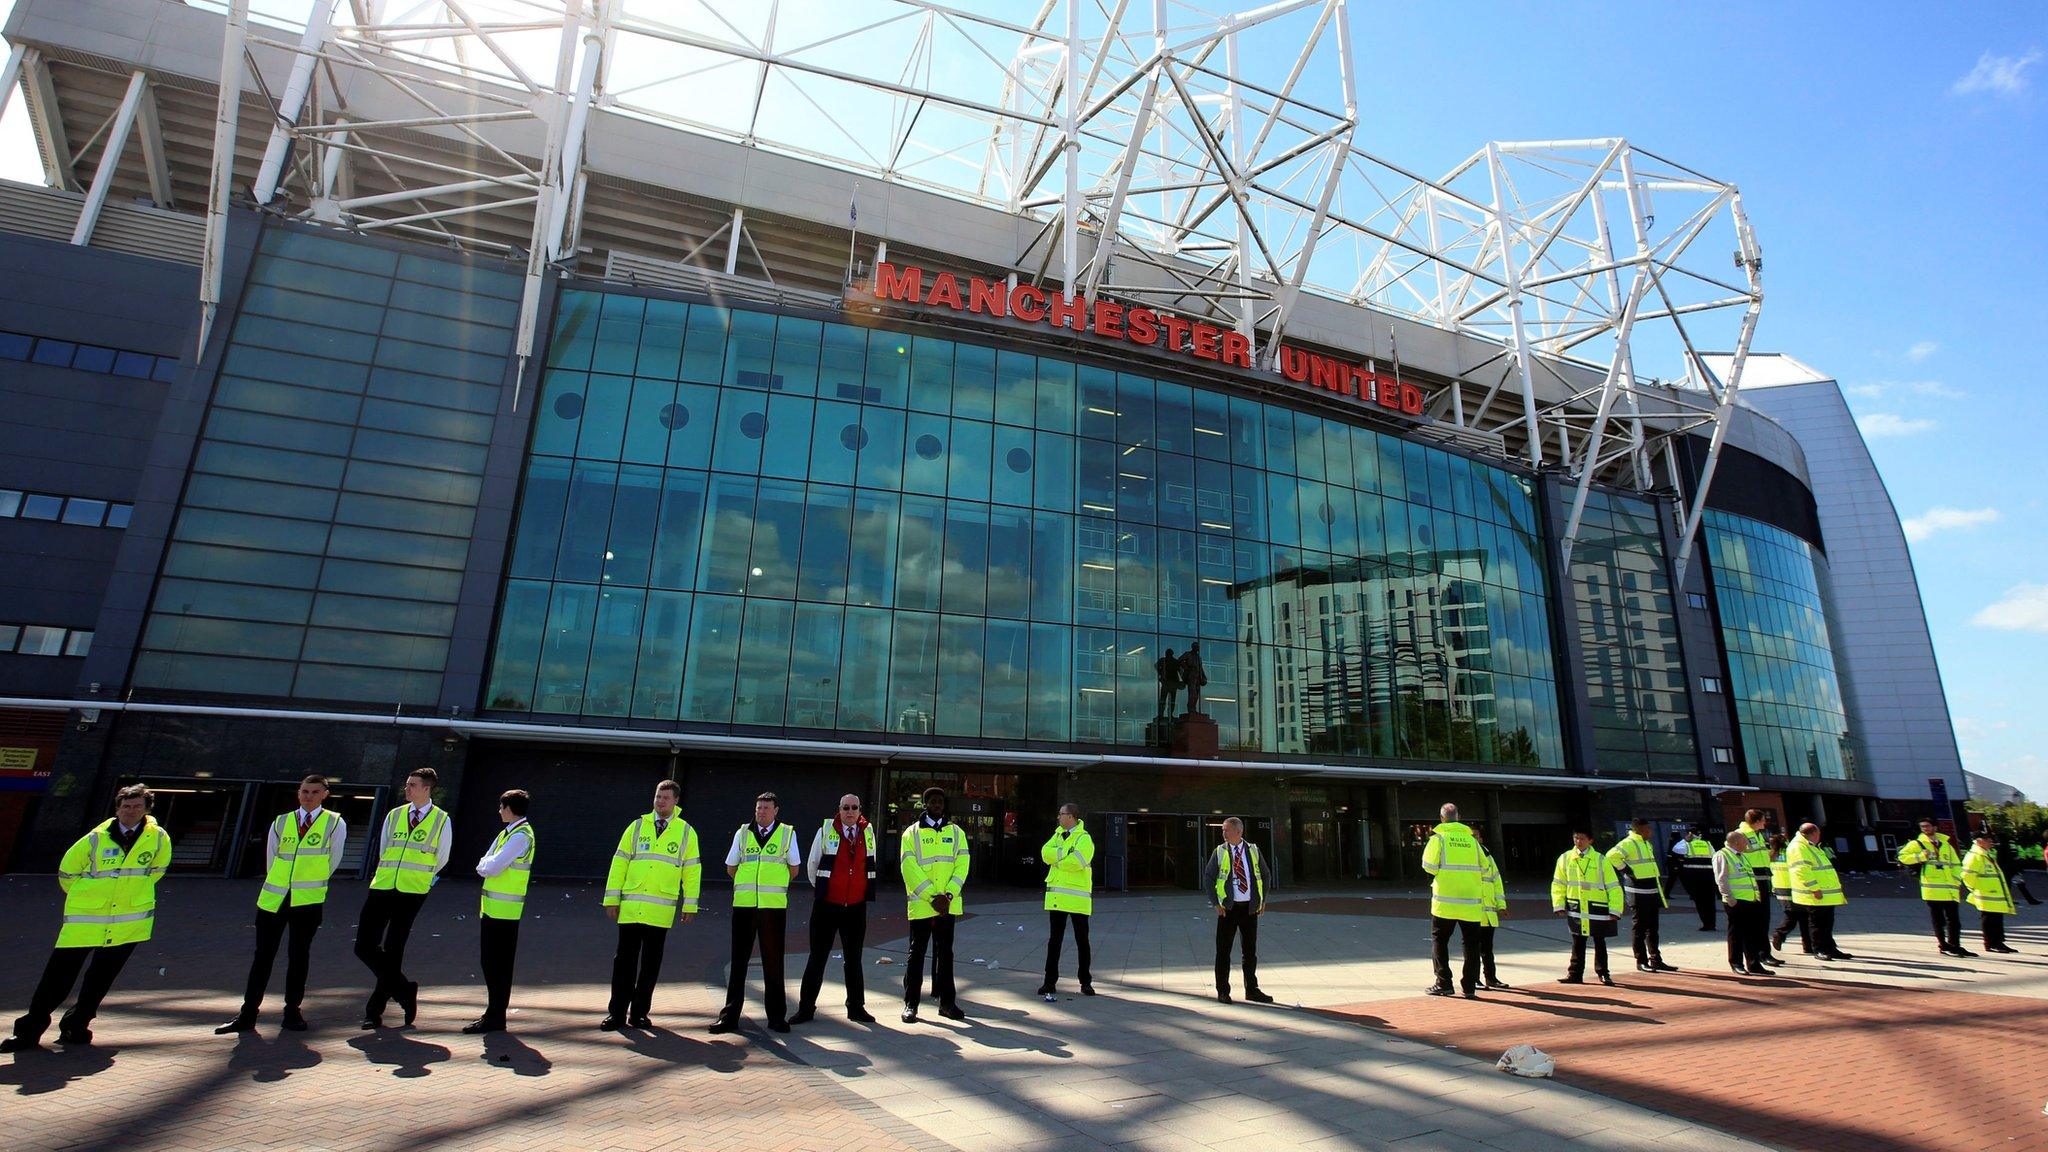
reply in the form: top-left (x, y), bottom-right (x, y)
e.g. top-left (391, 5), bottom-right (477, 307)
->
top-left (1, 0), bottom-right (1767, 575)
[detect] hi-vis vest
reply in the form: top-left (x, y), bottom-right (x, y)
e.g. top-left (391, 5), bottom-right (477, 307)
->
top-left (1899, 833), bottom-right (1964, 903)
top-left (604, 813), bottom-right (701, 928)
top-left (480, 820), bottom-right (535, 921)
top-left (1770, 853), bottom-right (1792, 900)
top-left (370, 805), bottom-right (447, 894)
top-left (1551, 847), bottom-right (1623, 936)
top-left (1788, 837), bottom-right (1846, 907)
top-left (1606, 832), bottom-right (1666, 907)
top-left (814, 820), bottom-right (878, 902)
top-left (1736, 822), bottom-right (1773, 877)
top-left (1718, 847), bottom-right (1759, 902)
top-left (258, 808), bottom-right (337, 912)
top-left (56, 817), bottom-right (172, 948)
top-left (1042, 823), bottom-right (1095, 915)
top-left (1421, 821), bottom-right (1486, 922)
top-left (1480, 849), bottom-right (1507, 929)
top-left (901, 820), bottom-right (970, 920)
top-left (1682, 838), bottom-right (1714, 870)
top-left (1961, 845), bottom-right (2015, 915)
top-left (733, 824), bottom-right (795, 910)
top-left (1211, 841), bottom-right (1266, 908)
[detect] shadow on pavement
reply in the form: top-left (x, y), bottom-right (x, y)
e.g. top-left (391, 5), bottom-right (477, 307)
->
top-left (479, 1030), bottom-right (551, 1077)
top-left (619, 1024), bottom-right (748, 1073)
top-left (0, 1043), bottom-right (118, 1095)
top-left (347, 1030), bottom-right (451, 1078)
top-left (228, 1029), bottom-right (323, 1083)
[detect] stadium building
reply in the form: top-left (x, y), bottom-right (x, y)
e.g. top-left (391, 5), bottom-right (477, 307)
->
top-left (0, 0), bottom-right (1968, 886)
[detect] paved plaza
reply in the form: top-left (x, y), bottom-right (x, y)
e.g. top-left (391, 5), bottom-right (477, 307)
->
top-left (1, 873), bottom-right (2043, 1151)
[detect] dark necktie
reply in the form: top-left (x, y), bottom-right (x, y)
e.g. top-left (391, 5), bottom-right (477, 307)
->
top-left (1230, 846), bottom-right (1247, 896)
top-left (655, 817), bottom-right (668, 839)
top-left (409, 808), bottom-right (422, 833)
top-left (300, 812), bottom-right (312, 839)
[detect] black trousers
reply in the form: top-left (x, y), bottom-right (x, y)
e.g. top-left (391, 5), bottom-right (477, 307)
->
top-left (1476, 925), bottom-right (1500, 983)
top-left (1926, 900), bottom-right (1962, 949)
top-left (1215, 902), bottom-right (1261, 993)
top-left (1567, 930), bottom-right (1610, 978)
top-left (1682, 871), bottom-right (1716, 928)
top-left (242, 902), bottom-right (324, 1013)
top-left (1628, 894), bottom-right (1663, 963)
top-left (1726, 901), bottom-right (1767, 969)
top-left (11, 943), bottom-right (137, 1040)
top-left (904, 914), bottom-right (958, 1010)
top-left (1982, 910), bottom-right (2007, 949)
top-left (1808, 905), bottom-right (1840, 955)
top-left (480, 917), bottom-right (519, 1020)
top-left (607, 922), bottom-right (669, 1018)
top-left (354, 889), bottom-right (427, 1015)
top-left (1773, 902), bottom-right (1813, 952)
top-left (722, 906), bottom-right (787, 1023)
top-left (1044, 910), bottom-right (1092, 988)
top-left (1428, 915), bottom-right (1480, 991)
top-left (798, 901), bottom-right (866, 1012)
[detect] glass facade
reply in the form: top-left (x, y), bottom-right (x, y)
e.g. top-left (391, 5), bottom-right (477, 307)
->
top-left (1702, 509), bottom-right (1857, 781)
top-left (134, 228), bottom-right (520, 705)
top-left (484, 289), bottom-right (1565, 768)
top-left (1570, 491), bottom-right (1697, 778)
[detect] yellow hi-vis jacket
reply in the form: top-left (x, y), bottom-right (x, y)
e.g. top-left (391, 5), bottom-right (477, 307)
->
top-left (258, 808), bottom-right (337, 912)
top-left (1770, 852), bottom-right (1792, 901)
top-left (480, 820), bottom-right (535, 921)
top-left (1898, 832), bottom-right (1964, 903)
top-left (604, 813), bottom-right (701, 928)
top-left (1421, 820), bottom-right (1486, 922)
top-left (1479, 848), bottom-right (1507, 929)
top-left (1042, 822), bottom-right (1094, 915)
top-left (1551, 846), bottom-right (1623, 936)
top-left (1606, 831), bottom-right (1666, 907)
top-left (370, 804), bottom-right (448, 894)
top-left (732, 823), bottom-right (795, 910)
top-left (1735, 821), bottom-right (1773, 878)
top-left (1961, 845), bottom-right (2016, 915)
top-left (902, 819), bottom-right (969, 919)
top-left (56, 817), bottom-right (172, 948)
top-left (1787, 837), bottom-right (1846, 906)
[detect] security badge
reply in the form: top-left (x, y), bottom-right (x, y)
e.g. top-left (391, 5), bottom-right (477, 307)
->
top-left (303, 832), bottom-right (323, 847)
top-left (136, 852), bottom-right (154, 867)
top-left (411, 827), bottom-right (429, 843)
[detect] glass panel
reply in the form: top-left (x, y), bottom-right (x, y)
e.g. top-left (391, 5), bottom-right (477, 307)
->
top-left (939, 500), bottom-right (989, 616)
top-left (935, 614), bottom-right (984, 737)
top-left (734, 599), bottom-right (795, 725)
top-left (796, 483), bottom-right (854, 604)
top-left (582, 587), bottom-right (644, 716)
top-left (747, 478), bottom-right (808, 598)
top-left (895, 494), bottom-right (946, 610)
top-left (952, 343), bottom-right (996, 422)
top-left (631, 590), bottom-right (692, 719)
top-left (887, 611), bottom-right (940, 734)
top-left (697, 473), bottom-right (758, 595)
top-left (847, 489), bottom-right (900, 608)
top-left (602, 465), bottom-right (663, 587)
top-left (788, 602), bottom-right (843, 728)
top-left (680, 594), bottom-right (744, 723)
top-left (837, 607), bottom-right (891, 731)
top-left (770, 316), bottom-right (822, 397)
top-left (761, 394), bottom-right (815, 480)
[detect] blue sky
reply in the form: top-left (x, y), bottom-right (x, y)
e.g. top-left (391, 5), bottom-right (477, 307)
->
top-left (2, 0), bottom-right (2043, 797)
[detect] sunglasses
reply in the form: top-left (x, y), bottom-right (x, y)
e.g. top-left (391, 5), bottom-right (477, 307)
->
top-left (840, 803), bottom-right (862, 811)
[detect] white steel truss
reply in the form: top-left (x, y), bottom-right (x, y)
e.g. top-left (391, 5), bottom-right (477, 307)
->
top-left (183, 0), bottom-right (1760, 568)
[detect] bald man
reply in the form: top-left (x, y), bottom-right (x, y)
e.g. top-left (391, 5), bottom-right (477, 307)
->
top-left (791, 795), bottom-right (878, 1025)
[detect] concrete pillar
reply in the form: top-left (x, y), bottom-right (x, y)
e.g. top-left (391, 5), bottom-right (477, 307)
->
top-left (1810, 794), bottom-right (1828, 827)
top-left (1381, 784), bottom-right (1405, 882)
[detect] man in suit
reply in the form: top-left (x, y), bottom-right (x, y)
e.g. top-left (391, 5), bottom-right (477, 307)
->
top-left (791, 794), bottom-right (878, 1025)
top-left (1203, 817), bottom-right (1273, 1004)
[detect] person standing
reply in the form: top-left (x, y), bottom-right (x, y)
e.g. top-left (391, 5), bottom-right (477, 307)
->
top-left (3, 784), bottom-right (171, 1051)
top-left (466, 790), bottom-right (535, 1034)
top-left (1038, 803), bottom-right (1096, 999)
top-left (1961, 831), bottom-right (2020, 955)
top-left (217, 775), bottom-right (345, 1035)
top-left (712, 793), bottom-right (801, 1034)
top-left (1715, 831), bottom-right (1771, 976)
top-left (1672, 827), bottom-right (1717, 930)
top-left (356, 767), bottom-right (451, 1030)
top-left (1551, 829), bottom-right (1623, 986)
top-left (1474, 825), bottom-right (1510, 991)
top-left (1735, 809), bottom-right (1776, 905)
top-left (1205, 816), bottom-right (1274, 1004)
top-left (1420, 804), bottom-right (1485, 999)
top-left (1768, 833), bottom-right (1811, 957)
top-left (600, 780), bottom-right (701, 1031)
top-left (1899, 819), bottom-right (1974, 957)
top-left (1607, 818), bottom-right (1676, 974)
top-left (900, 787), bottom-right (971, 1023)
top-left (1788, 823), bottom-right (1852, 961)
top-left (792, 794), bottom-right (878, 1025)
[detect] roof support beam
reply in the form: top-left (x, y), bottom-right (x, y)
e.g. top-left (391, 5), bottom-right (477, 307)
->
top-left (133, 74), bottom-right (176, 209)
top-left (72, 71), bottom-right (149, 246)
top-left (21, 48), bottom-right (78, 191)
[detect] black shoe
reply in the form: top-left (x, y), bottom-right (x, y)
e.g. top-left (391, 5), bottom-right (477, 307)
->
top-left (937, 1004), bottom-right (967, 1020)
top-left (848, 1008), bottom-right (876, 1023)
top-left (1744, 965), bottom-right (1772, 976)
top-left (1953, 947), bottom-right (1979, 958)
top-left (1653, 962), bottom-right (1680, 973)
top-left (461, 1018), bottom-right (504, 1035)
top-left (1217, 990), bottom-right (1234, 1003)
top-left (1081, 983), bottom-right (1096, 996)
top-left (1989, 945), bottom-right (2021, 954)
top-left (1424, 984), bottom-right (1454, 997)
top-left (627, 1015), bottom-right (653, 1030)
top-left (788, 1007), bottom-right (815, 1026)
top-left (399, 982), bottom-right (420, 1026)
top-left (215, 1012), bottom-right (258, 1035)
top-left (1731, 965), bottom-right (1748, 976)
top-left (56, 1028), bottom-right (90, 1046)
top-left (1481, 978), bottom-right (1513, 991)
top-left (1597, 974), bottom-right (1616, 987)
top-left (1698, 925), bottom-right (1715, 932)
top-left (359, 1015), bottom-right (382, 1031)
top-left (1244, 989), bottom-right (1275, 1004)
top-left (767, 1020), bottom-right (790, 1034)
top-left (901, 1007), bottom-right (919, 1023)
top-left (1035, 984), bottom-right (1055, 998)
top-left (1461, 987), bottom-right (1478, 1000)
top-left (707, 1017), bottom-right (738, 1034)
top-left (1557, 976), bottom-right (1584, 984)
top-left (1762, 955), bottom-right (1785, 966)
top-left (599, 1015), bottom-right (624, 1032)
top-left (1636, 963), bottom-right (1655, 974)
top-left (0, 1036), bottom-right (38, 1053)
top-left (282, 1009), bottom-right (308, 1032)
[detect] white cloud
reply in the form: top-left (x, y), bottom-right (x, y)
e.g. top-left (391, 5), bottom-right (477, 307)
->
top-left (1904, 340), bottom-right (1939, 362)
top-left (1952, 49), bottom-right (2043, 97)
top-left (1908, 380), bottom-right (1965, 399)
top-left (1902, 506), bottom-right (2000, 542)
top-left (1843, 383), bottom-right (1887, 400)
top-left (1974, 583), bottom-right (2048, 632)
top-left (1857, 412), bottom-right (1938, 437)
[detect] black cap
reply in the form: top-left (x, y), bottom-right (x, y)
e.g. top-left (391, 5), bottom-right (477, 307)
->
top-left (921, 786), bottom-right (947, 802)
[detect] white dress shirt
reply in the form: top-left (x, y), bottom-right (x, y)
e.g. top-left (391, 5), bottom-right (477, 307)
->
top-left (725, 825), bottom-right (803, 868)
top-left (1225, 842), bottom-right (1254, 903)
top-left (475, 819), bottom-right (532, 879)
top-left (264, 807), bottom-right (348, 872)
top-left (404, 802), bottom-right (454, 873)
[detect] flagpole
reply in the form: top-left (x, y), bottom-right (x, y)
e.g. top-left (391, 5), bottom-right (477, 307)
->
top-left (846, 181), bottom-right (861, 286)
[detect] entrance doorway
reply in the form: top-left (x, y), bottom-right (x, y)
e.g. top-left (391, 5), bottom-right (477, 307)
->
top-left (232, 781), bottom-right (387, 880)
top-left (1499, 823), bottom-right (1569, 875)
top-left (1125, 813), bottom-right (1199, 888)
